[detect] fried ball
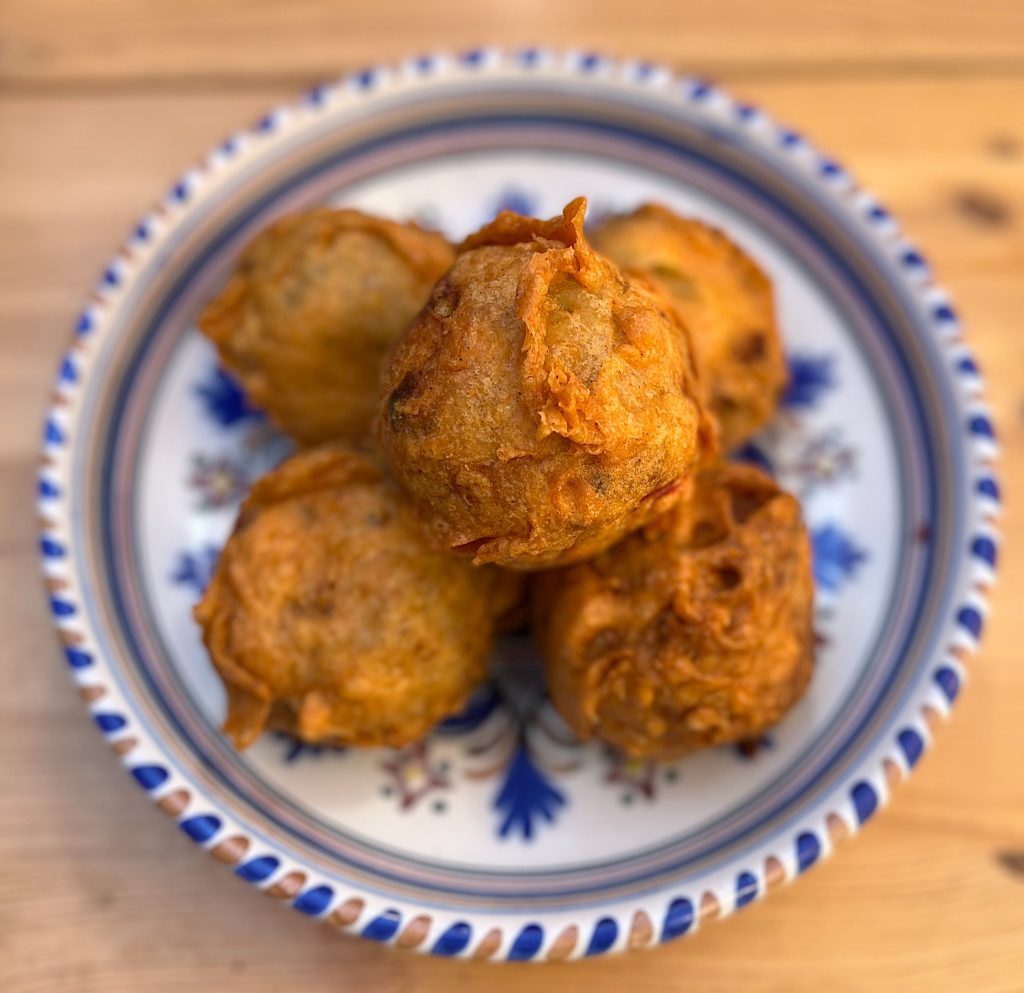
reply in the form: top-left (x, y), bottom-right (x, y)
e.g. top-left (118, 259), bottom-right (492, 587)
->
top-left (533, 462), bottom-right (814, 760)
top-left (591, 205), bottom-right (787, 451)
top-left (198, 208), bottom-right (454, 446)
top-left (193, 445), bottom-right (506, 750)
top-left (378, 198), bottom-right (711, 571)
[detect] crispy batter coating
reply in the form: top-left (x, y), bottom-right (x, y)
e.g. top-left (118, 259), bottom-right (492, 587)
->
top-left (378, 198), bottom-right (711, 570)
top-left (199, 209), bottom-right (454, 446)
top-left (194, 445), bottom-right (505, 750)
top-left (591, 205), bottom-right (787, 451)
top-left (533, 463), bottom-right (814, 760)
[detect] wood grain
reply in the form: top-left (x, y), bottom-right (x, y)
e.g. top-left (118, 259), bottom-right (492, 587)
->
top-left (1, 6), bottom-right (1023, 990)
top-left (2, 0), bottom-right (1024, 87)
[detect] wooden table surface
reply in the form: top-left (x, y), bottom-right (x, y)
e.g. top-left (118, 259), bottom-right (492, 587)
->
top-left (2, 3), bottom-right (1022, 990)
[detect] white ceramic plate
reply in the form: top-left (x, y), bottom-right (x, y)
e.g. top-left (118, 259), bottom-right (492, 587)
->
top-left (39, 49), bottom-right (999, 960)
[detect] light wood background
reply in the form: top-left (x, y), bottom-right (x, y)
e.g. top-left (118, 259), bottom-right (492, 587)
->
top-left (2, 2), bottom-right (1023, 991)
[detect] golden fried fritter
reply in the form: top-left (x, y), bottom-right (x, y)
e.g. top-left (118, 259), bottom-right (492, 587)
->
top-left (194, 445), bottom-right (506, 750)
top-left (378, 198), bottom-right (711, 571)
top-left (533, 463), bottom-right (814, 760)
top-left (199, 209), bottom-right (454, 446)
top-left (591, 205), bottom-right (787, 451)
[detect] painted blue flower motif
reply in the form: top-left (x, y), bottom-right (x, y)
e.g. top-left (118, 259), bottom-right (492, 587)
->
top-left (195, 367), bottom-right (263, 427)
top-left (490, 187), bottom-right (539, 218)
top-left (811, 524), bottom-right (867, 592)
top-left (170, 545), bottom-right (219, 594)
top-left (494, 744), bottom-right (567, 841)
top-left (782, 354), bottom-right (835, 410)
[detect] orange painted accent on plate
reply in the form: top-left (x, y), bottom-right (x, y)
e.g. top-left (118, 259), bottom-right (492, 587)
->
top-left (79, 685), bottom-right (106, 702)
top-left (546, 925), bottom-right (578, 960)
top-left (628, 911), bottom-right (654, 948)
top-left (328, 898), bottom-right (365, 928)
top-left (266, 871), bottom-right (306, 899)
top-left (211, 835), bottom-right (250, 865)
top-left (111, 736), bottom-right (138, 756)
top-left (395, 915), bottom-right (431, 949)
top-left (472, 928), bottom-right (502, 959)
top-left (883, 757), bottom-right (902, 788)
top-left (157, 788), bottom-right (190, 816)
top-left (827, 812), bottom-right (850, 844)
top-left (922, 704), bottom-right (942, 732)
top-left (699, 891), bottom-right (721, 920)
top-left (764, 855), bottom-right (786, 887)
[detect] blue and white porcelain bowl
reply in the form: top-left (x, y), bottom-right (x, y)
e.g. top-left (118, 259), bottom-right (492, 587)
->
top-left (39, 49), bottom-right (999, 960)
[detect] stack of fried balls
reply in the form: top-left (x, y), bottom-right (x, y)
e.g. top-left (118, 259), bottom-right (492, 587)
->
top-left (194, 196), bottom-right (812, 761)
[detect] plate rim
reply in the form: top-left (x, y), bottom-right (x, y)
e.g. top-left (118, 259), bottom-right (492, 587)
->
top-left (37, 47), bottom-right (1001, 960)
